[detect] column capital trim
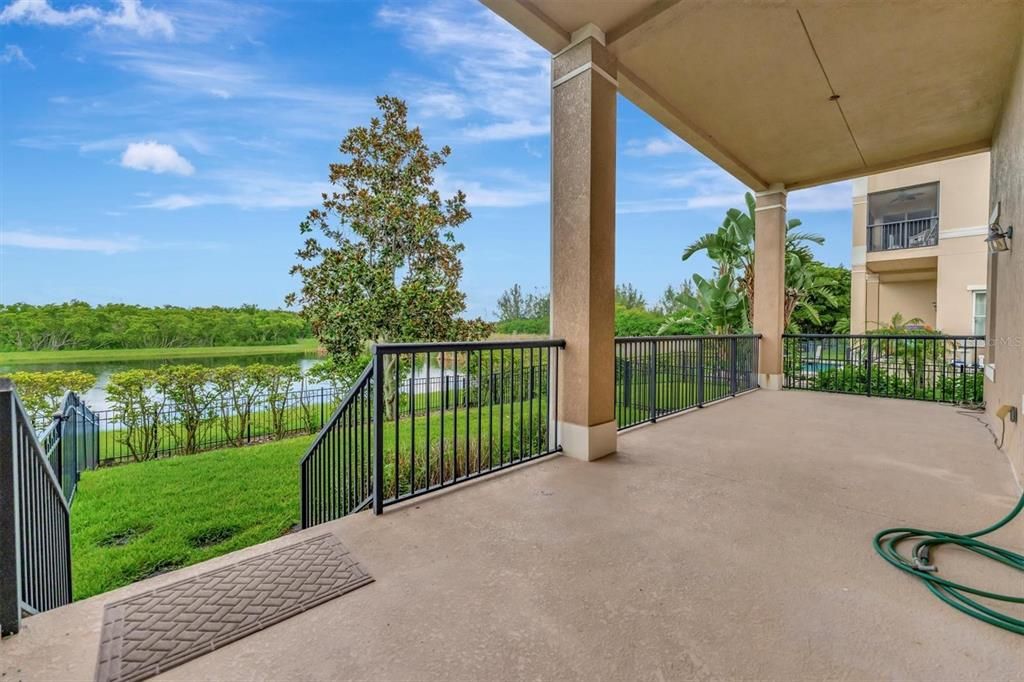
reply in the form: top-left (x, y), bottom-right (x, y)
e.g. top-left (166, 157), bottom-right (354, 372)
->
top-left (552, 61), bottom-right (618, 89)
top-left (552, 23), bottom-right (606, 59)
top-left (754, 203), bottom-right (785, 212)
top-left (755, 182), bottom-right (787, 197)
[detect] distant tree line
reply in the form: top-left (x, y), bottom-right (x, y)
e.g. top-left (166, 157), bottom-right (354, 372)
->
top-left (0, 302), bottom-right (311, 351)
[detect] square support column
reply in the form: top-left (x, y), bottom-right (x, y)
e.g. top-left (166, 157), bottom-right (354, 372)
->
top-left (753, 185), bottom-right (787, 390)
top-left (550, 26), bottom-right (618, 461)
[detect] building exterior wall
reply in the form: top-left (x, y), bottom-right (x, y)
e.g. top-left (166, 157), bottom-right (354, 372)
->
top-left (850, 152), bottom-right (989, 334)
top-left (987, 33), bottom-right (1024, 488)
top-left (876, 279), bottom-right (937, 328)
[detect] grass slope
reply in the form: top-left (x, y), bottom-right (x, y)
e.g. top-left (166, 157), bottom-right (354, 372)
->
top-left (71, 436), bottom-right (310, 600)
top-left (0, 339), bottom-right (320, 365)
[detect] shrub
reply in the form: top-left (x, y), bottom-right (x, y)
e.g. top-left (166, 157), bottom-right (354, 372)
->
top-left (156, 365), bottom-right (221, 455)
top-left (211, 365), bottom-right (261, 446)
top-left (2, 370), bottom-right (96, 424)
top-left (106, 369), bottom-right (164, 461)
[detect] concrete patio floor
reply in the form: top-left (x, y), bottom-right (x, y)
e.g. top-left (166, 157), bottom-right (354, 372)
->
top-left (2, 390), bottom-right (1022, 681)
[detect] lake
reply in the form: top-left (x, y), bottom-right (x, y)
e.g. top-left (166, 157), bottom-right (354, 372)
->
top-left (0, 351), bottom-right (326, 413)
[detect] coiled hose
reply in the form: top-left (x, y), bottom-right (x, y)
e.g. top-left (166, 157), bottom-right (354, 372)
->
top-left (873, 489), bottom-right (1024, 634)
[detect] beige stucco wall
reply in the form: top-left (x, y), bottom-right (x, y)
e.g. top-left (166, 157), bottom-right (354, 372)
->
top-left (987, 32), bottom-right (1024, 488)
top-left (876, 279), bottom-right (936, 328)
top-left (935, 236), bottom-right (989, 335)
top-left (850, 153), bottom-right (989, 334)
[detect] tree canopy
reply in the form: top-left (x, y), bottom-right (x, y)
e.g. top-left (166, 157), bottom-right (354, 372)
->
top-left (287, 95), bottom-right (490, 364)
top-left (0, 302), bottom-right (309, 352)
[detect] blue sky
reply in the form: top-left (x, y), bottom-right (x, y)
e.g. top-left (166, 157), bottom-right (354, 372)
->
top-left (0, 0), bottom-right (853, 320)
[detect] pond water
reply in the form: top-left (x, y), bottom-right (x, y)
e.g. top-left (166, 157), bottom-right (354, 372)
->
top-left (0, 351), bottom-right (326, 413)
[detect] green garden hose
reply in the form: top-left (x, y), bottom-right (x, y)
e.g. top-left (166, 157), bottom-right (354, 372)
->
top-left (873, 488), bottom-right (1024, 635)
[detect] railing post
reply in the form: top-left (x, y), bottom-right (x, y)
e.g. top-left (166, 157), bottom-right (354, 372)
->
top-left (696, 338), bottom-right (706, 406)
top-left (865, 337), bottom-right (873, 397)
top-left (730, 337), bottom-right (738, 395)
top-left (372, 347), bottom-right (384, 516)
top-left (623, 362), bottom-right (632, 409)
top-left (320, 387), bottom-right (325, 427)
top-left (0, 380), bottom-right (23, 636)
top-left (51, 411), bottom-right (65, 498)
top-left (648, 340), bottom-right (658, 423)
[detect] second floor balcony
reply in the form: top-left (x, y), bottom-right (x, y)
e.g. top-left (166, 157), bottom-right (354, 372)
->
top-left (867, 215), bottom-right (939, 253)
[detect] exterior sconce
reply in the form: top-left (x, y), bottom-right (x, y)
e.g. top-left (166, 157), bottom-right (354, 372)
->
top-left (987, 201), bottom-right (1013, 253)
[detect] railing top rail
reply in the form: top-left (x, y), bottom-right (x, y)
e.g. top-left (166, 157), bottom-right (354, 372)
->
top-left (375, 338), bottom-right (566, 353)
top-left (615, 334), bottom-right (761, 342)
top-left (783, 333), bottom-right (983, 341)
top-left (867, 215), bottom-right (937, 228)
top-left (299, 361), bottom-right (373, 467)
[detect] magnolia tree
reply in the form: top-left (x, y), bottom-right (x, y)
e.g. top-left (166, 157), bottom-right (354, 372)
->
top-left (287, 95), bottom-right (490, 417)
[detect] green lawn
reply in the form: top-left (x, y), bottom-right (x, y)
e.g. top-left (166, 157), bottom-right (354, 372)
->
top-left (0, 339), bottom-right (320, 365)
top-left (72, 395), bottom-right (554, 600)
top-left (71, 436), bottom-right (310, 600)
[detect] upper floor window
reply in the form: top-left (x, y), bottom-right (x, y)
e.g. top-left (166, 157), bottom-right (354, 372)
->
top-left (867, 182), bottom-right (939, 252)
top-left (973, 290), bottom-right (987, 336)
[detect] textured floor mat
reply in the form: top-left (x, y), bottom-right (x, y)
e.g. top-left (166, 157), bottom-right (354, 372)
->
top-left (95, 533), bottom-right (373, 682)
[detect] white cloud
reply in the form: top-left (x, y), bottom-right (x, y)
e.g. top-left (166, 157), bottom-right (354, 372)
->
top-left (120, 141), bottom-right (194, 175)
top-left (1, 43), bottom-right (33, 68)
top-left (788, 182), bottom-right (852, 212)
top-left (417, 91), bottom-right (466, 119)
top-left (102, 0), bottom-right (173, 38)
top-left (141, 170), bottom-right (327, 210)
top-left (618, 165), bottom-right (852, 214)
top-left (437, 170), bottom-right (546, 208)
top-left (0, 230), bottom-right (141, 254)
top-left (0, 0), bottom-right (173, 38)
top-left (379, 1), bottom-right (549, 141)
top-left (624, 135), bottom-right (688, 157)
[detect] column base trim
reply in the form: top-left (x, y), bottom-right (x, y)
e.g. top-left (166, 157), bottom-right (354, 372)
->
top-left (559, 419), bottom-right (617, 461)
top-left (758, 373), bottom-right (783, 391)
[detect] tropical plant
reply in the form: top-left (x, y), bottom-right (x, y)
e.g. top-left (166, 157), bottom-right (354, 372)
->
top-left (789, 263), bottom-right (850, 333)
top-left (681, 191), bottom-right (824, 327)
top-left (658, 274), bottom-right (749, 335)
top-left (2, 370), bottom-right (95, 424)
top-left (783, 253), bottom-right (841, 331)
top-left (287, 95), bottom-right (490, 419)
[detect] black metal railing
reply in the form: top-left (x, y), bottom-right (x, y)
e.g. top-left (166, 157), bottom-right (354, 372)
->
top-left (37, 392), bottom-right (99, 502)
top-left (300, 366), bottom-right (374, 528)
top-left (301, 338), bottom-right (565, 528)
top-left (1, 380), bottom-right (82, 635)
top-left (867, 216), bottom-right (938, 252)
top-left (783, 334), bottom-right (985, 404)
top-left (614, 335), bottom-right (761, 431)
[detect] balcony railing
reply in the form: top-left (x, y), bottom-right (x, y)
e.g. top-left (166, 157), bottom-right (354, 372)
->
top-left (302, 334), bottom-right (763, 527)
top-left (867, 216), bottom-right (938, 252)
top-left (614, 335), bottom-right (760, 430)
top-left (783, 334), bottom-right (984, 404)
top-left (1, 382), bottom-right (98, 635)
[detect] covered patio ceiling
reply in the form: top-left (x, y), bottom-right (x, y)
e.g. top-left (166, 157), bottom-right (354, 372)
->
top-left (481, 0), bottom-right (1024, 190)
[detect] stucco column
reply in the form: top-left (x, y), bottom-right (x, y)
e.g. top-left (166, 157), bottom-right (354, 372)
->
top-left (550, 25), bottom-right (617, 461)
top-left (753, 185), bottom-right (787, 390)
top-left (850, 267), bottom-right (867, 334)
top-left (850, 179), bottom-right (868, 334)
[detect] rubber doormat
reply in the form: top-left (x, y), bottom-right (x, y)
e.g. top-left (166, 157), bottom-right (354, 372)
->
top-left (95, 533), bottom-right (373, 682)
